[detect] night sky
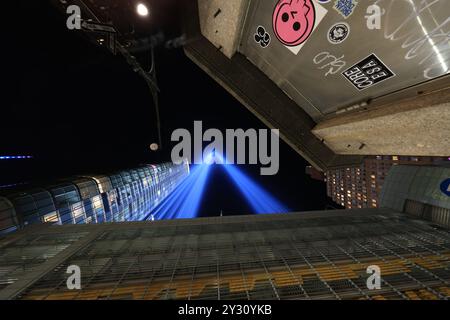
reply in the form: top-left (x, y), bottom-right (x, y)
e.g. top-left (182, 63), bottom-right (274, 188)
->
top-left (1, 0), bottom-right (338, 217)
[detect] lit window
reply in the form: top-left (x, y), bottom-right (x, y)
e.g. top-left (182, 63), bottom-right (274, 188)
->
top-left (43, 212), bottom-right (59, 223)
top-left (72, 205), bottom-right (85, 219)
top-left (92, 196), bottom-right (103, 210)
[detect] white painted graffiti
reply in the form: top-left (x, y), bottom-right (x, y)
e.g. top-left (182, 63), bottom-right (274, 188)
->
top-left (374, 0), bottom-right (450, 79)
top-left (313, 51), bottom-right (347, 76)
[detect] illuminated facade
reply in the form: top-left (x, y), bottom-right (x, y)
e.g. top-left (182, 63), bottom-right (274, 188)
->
top-left (325, 156), bottom-right (447, 209)
top-left (0, 162), bottom-right (190, 234)
top-left (0, 208), bottom-right (449, 300)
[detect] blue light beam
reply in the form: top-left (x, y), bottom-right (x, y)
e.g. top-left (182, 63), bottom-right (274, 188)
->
top-left (210, 152), bottom-right (289, 214)
top-left (148, 162), bottom-right (211, 220)
top-left (151, 167), bottom-right (200, 219)
top-left (174, 164), bottom-right (211, 219)
top-left (222, 163), bottom-right (290, 214)
top-left (148, 152), bottom-right (288, 220)
top-left (0, 155), bottom-right (33, 160)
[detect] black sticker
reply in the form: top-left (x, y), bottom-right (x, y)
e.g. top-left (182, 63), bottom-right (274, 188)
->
top-left (254, 26), bottom-right (271, 48)
top-left (342, 54), bottom-right (395, 91)
top-left (328, 22), bottom-right (350, 44)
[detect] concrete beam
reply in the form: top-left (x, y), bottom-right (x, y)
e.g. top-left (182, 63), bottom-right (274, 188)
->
top-left (198, 0), bottom-right (250, 59)
top-left (313, 87), bottom-right (450, 156)
top-left (184, 37), bottom-right (364, 170)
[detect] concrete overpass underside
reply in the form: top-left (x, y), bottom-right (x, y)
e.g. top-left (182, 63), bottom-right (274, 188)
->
top-left (181, 0), bottom-right (450, 170)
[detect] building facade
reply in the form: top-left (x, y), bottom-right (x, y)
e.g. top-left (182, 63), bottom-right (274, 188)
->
top-left (325, 156), bottom-right (448, 209)
top-left (0, 208), bottom-right (449, 300)
top-left (0, 161), bottom-right (190, 235)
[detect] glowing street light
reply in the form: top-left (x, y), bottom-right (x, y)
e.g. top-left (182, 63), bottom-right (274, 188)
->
top-left (136, 3), bottom-right (149, 16)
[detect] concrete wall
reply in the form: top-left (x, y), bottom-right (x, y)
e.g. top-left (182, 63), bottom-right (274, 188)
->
top-left (312, 89), bottom-right (450, 157)
top-left (198, 0), bottom-right (250, 59)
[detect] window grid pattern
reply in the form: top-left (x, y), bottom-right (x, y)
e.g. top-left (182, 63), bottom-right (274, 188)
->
top-left (0, 232), bottom-right (88, 291)
top-left (0, 163), bottom-right (190, 234)
top-left (7, 211), bottom-right (450, 300)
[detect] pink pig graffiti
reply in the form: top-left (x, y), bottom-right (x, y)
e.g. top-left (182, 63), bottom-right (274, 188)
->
top-left (273, 0), bottom-right (316, 47)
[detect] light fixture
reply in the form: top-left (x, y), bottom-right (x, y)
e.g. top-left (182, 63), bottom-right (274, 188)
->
top-left (136, 3), bottom-right (149, 16)
top-left (150, 143), bottom-right (159, 151)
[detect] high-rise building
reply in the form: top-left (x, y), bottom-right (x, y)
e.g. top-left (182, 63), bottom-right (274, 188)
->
top-left (325, 156), bottom-right (447, 209)
top-left (0, 207), bottom-right (449, 300)
top-left (0, 162), bottom-right (190, 235)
